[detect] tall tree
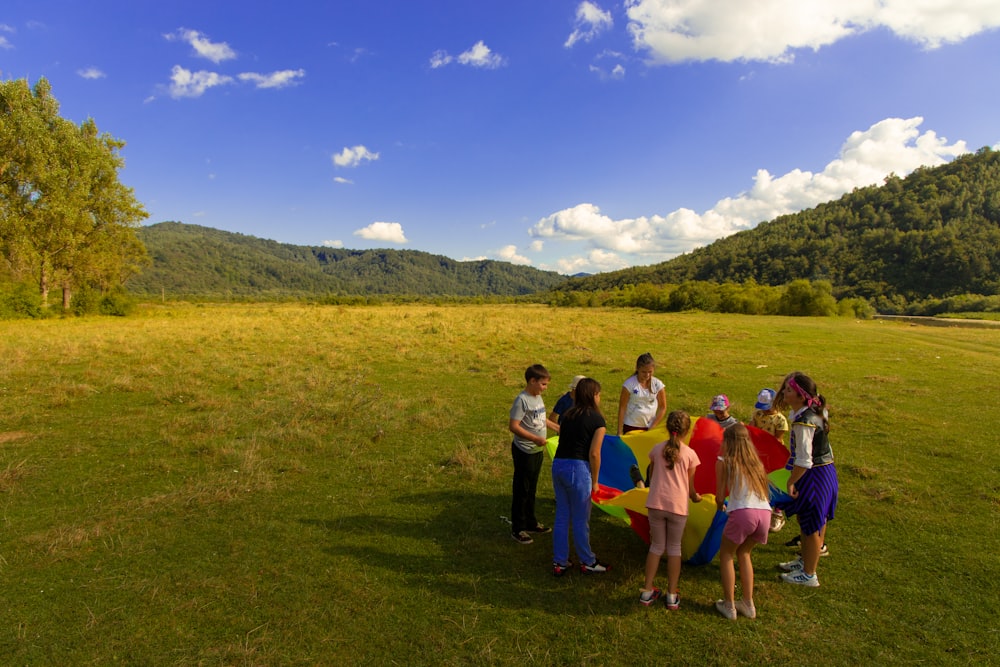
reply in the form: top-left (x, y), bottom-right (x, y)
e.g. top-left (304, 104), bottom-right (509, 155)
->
top-left (0, 77), bottom-right (148, 308)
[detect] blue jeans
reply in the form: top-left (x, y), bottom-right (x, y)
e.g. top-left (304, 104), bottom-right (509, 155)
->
top-left (551, 458), bottom-right (595, 566)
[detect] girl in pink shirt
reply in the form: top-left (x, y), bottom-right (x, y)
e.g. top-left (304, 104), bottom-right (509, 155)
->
top-left (639, 410), bottom-right (702, 609)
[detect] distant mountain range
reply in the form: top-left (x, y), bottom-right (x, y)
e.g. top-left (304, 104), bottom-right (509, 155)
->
top-left (128, 148), bottom-right (999, 302)
top-left (129, 223), bottom-right (568, 298)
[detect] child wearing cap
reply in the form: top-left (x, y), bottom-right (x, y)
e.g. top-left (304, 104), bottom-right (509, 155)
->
top-left (751, 388), bottom-right (789, 443)
top-left (706, 394), bottom-right (739, 429)
top-left (550, 375), bottom-right (586, 425)
top-left (751, 388), bottom-right (790, 533)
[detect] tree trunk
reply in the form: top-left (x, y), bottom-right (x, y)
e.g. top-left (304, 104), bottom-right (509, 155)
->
top-left (39, 267), bottom-right (49, 305)
top-left (62, 283), bottom-right (72, 310)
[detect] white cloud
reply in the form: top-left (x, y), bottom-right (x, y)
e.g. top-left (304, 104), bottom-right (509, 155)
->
top-left (566, 1), bottom-right (614, 47)
top-left (354, 221), bottom-right (408, 244)
top-left (77, 67), bottom-right (105, 80)
top-left (165, 28), bottom-right (237, 63)
top-left (556, 249), bottom-right (632, 274)
top-left (429, 50), bottom-right (453, 68)
top-left (167, 65), bottom-right (234, 98)
top-left (0, 24), bottom-right (13, 50)
top-left (459, 40), bottom-right (506, 68)
top-left (322, 239), bottom-right (344, 248)
top-left (529, 240), bottom-right (544, 252)
top-left (333, 145), bottom-right (379, 168)
top-left (238, 69), bottom-right (305, 89)
top-left (624, 0), bottom-right (1000, 63)
top-left (530, 117), bottom-right (968, 269)
top-left (333, 176), bottom-right (354, 185)
top-left (431, 41), bottom-right (506, 69)
top-left (495, 245), bottom-right (532, 265)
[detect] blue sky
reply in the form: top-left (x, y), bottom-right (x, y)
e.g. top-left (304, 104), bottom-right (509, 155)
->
top-left (3, 1), bottom-right (999, 275)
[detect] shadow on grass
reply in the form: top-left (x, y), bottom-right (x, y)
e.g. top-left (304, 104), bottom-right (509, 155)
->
top-left (299, 489), bottom-right (725, 616)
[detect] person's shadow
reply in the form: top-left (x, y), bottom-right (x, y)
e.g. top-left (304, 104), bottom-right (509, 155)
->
top-left (300, 489), bottom-right (721, 615)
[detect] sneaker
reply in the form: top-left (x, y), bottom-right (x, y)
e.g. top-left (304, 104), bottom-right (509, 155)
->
top-left (715, 600), bottom-right (737, 620)
top-left (552, 561), bottom-right (573, 577)
top-left (629, 464), bottom-right (646, 488)
top-left (735, 599), bottom-right (757, 619)
top-left (527, 524), bottom-right (552, 534)
top-left (580, 560), bottom-right (610, 574)
top-left (663, 592), bottom-right (680, 610)
top-left (781, 570), bottom-right (820, 587)
top-left (511, 530), bottom-right (533, 545)
top-left (639, 588), bottom-right (661, 606)
top-left (778, 557), bottom-right (804, 572)
top-left (769, 510), bottom-right (786, 533)
top-left (784, 535), bottom-right (801, 548)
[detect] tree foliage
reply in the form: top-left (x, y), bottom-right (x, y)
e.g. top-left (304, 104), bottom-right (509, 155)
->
top-left (0, 77), bottom-right (148, 308)
top-left (559, 148), bottom-right (1000, 304)
top-left (129, 222), bottom-right (568, 298)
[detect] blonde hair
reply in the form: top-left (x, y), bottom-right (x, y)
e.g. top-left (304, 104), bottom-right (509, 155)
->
top-left (720, 424), bottom-right (769, 500)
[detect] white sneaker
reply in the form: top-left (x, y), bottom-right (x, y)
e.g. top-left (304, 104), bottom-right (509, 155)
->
top-left (781, 570), bottom-right (820, 587)
top-left (715, 600), bottom-right (737, 620)
top-left (735, 599), bottom-right (757, 619)
top-left (778, 557), bottom-right (803, 572)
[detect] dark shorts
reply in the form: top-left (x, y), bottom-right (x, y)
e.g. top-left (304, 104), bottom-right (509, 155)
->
top-left (776, 464), bottom-right (838, 536)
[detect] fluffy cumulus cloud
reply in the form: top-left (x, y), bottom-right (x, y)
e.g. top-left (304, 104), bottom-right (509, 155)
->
top-left (322, 239), bottom-right (344, 248)
top-left (531, 117), bottom-right (968, 271)
top-left (165, 28), bottom-right (237, 63)
top-left (494, 245), bottom-right (532, 266)
top-left (238, 69), bottom-right (306, 89)
top-left (430, 41), bottom-right (506, 69)
top-left (624, 0), bottom-right (1000, 63)
top-left (566, 1), bottom-right (614, 47)
top-left (333, 145), bottom-right (379, 168)
top-left (162, 29), bottom-right (304, 98)
top-left (353, 222), bottom-right (408, 244)
top-left (168, 66), bottom-right (234, 98)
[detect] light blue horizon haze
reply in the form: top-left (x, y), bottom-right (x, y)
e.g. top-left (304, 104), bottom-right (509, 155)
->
top-left (2, 1), bottom-right (999, 274)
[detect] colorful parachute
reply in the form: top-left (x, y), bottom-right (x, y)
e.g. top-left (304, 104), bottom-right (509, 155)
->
top-left (546, 417), bottom-right (789, 565)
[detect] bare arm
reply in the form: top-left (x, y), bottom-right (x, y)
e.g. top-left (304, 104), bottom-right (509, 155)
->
top-left (715, 458), bottom-right (727, 511)
top-left (589, 426), bottom-right (606, 493)
top-left (509, 418), bottom-right (546, 447)
top-left (650, 388), bottom-right (667, 429)
top-left (688, 464), bottom-right (701, 503)
top-left (617, 386), bottom-right (630, 435)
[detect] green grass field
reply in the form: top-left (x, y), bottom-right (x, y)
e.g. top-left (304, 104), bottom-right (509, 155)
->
top-left (1, 304), bottom-right (998, 665)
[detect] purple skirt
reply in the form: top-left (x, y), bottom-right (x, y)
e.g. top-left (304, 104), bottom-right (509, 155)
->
top-left (776, 463), bottom-right (838, 536)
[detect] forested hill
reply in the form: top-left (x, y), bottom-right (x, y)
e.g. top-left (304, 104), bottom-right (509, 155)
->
top-left (129, 223), bottom-right (568, 297)
top-left (558, 147), bottom-right (1000, 301)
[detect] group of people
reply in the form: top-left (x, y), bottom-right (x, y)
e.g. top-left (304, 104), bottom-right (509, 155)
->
top-left (507, 354), bottom-right (838, 620)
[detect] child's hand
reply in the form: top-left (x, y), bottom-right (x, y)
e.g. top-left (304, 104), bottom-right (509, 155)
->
top-left (787, 481), bottom-right (798, 499)
top-left (691, 492), bottom-right (702, 503)
top-left (715, 499), bottom-right (725, 512)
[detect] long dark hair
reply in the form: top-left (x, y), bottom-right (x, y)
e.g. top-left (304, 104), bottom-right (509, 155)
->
top-left (563, 378), bottom-right (601, 422)
top-left (661, 410), bottom-right (691, 470)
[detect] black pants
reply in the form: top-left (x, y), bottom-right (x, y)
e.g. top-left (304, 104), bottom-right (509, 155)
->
top-left (510, 442), bottom-right (543, 534)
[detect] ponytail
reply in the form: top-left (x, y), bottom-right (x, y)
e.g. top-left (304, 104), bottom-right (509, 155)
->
top-left (662, 410), bottom-right (690, 470)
